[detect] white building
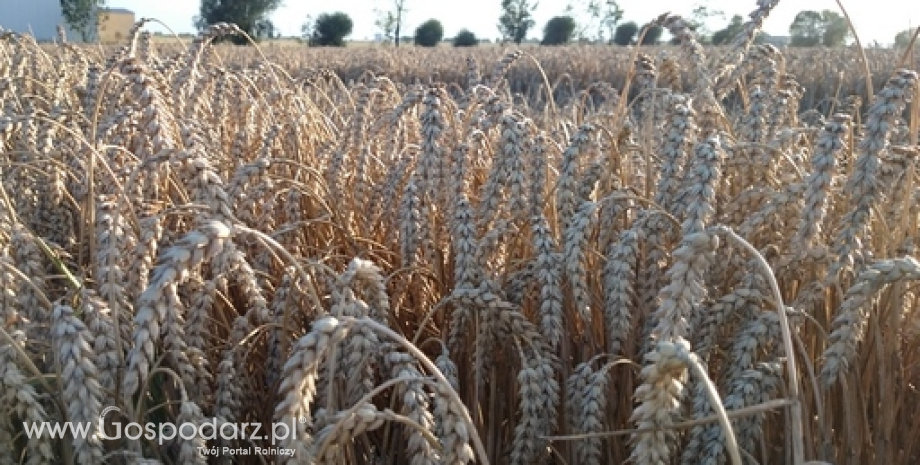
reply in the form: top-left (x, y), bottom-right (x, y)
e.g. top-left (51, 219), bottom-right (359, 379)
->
top-left (0, 0), bottom-right (82, 41)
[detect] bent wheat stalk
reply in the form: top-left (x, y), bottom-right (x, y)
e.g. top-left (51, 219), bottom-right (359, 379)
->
top-left (714, 225), bottom-right (804, 465)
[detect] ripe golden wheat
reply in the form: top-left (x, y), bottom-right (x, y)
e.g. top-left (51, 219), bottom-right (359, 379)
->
top-left (0, 4), bottom-right (919, 465)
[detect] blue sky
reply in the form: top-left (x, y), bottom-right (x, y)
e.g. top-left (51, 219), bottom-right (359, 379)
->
top-left (116, 0), bottom-right (916, 45)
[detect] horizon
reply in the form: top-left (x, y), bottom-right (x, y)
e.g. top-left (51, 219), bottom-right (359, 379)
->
top-left (104, 0), bottom-right (916, 46)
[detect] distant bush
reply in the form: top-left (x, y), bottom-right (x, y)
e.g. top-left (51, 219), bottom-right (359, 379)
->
top-left (453, 29), bottom-right (479, 47)
top-left (415, 19), bottom-right (444, 47)
top-left (639, 23), bottom-right (663, 45)
top-left (309, 12), bottom-right (353, 47)
top-left (541, 16), bottom-right (576, 45)
top-left (612, 21), bottom-right (637, 45)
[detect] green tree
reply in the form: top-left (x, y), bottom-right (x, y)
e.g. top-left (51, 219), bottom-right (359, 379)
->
top-left (612, 20), bottom-right (637, 45)
top-left (309, 12), bottom-right (353, 46)
top-left (453, 29), bottom-right (479, 46)
top-left (567, 0), bottom-right (623, 42)
top-left (414, 19), bottom-right (444, 46)
top-left (376, 0), bottom-right (409, 46)
top-left (639, 23), bottom-right (662, 45)
top-left (498, 0), bottom-right (537, 44)
top-left (541, 16), bottom-right (576, 45)
top-left (195, 0), bottom-right (283, 45)
top-left (60, 0), bottom-right (105, 41)
top-left (301, 15), bottom-right (315, 41)
top-left (253, 19), bottom-right (277, 39)
top-left (789, 9), bottom-right (850, 47)
top-left (789, 10), bottom-right (822, 46)
top-left (374, 10), bottom-right (397, 43)
top-left (688, 3), bottom-right (724, 43)
top-left (711, 14), bottom-right (744, 45)
top-left (894, 28), bottom-right (917, 49)
top-left (592, 0), bottom-right (623, 42)
top-left (820, 10), bottom-right (849, 47)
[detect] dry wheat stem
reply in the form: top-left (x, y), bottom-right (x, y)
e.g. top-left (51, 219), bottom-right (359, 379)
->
top-left (714, 225), bottom-right (804, 465)
top-left (2, 25), bottom-right (920, 464)
top-left (332, 316), bottom-right (488, 465)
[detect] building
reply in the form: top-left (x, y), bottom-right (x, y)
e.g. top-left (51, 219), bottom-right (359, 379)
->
top-left (98, 7), bottom-right (136, 44)
top-left (0, 0), bottom-right (134, 43)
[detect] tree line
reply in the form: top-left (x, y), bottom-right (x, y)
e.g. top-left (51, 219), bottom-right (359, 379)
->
top-left (59, 0), bottom-right (918, 49)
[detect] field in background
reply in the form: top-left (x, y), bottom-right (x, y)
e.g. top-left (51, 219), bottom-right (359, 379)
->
top-left (135, 37), bottom-right (919, 112)
top-left (3, 14), bottom-right (920, 465)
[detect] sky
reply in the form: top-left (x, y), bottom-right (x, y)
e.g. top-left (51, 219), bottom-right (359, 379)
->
top-left (115, 0), bottom-right (917, 45)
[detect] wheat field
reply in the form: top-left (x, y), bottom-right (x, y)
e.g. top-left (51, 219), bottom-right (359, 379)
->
top-left (0, 6), bottom-right (919, 465)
